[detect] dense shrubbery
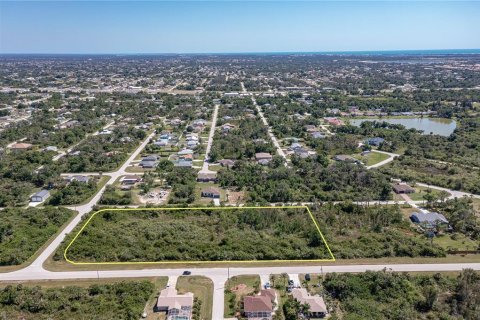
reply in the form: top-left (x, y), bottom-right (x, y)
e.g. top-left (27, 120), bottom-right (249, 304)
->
top-left (324, 269), bottom-right (480, 320)
top-left (0, 150), bottom-right (58, 206)
top-left (62, 208), bottom-right (331, 262)
top-left (48, 180), bottom-right (98, 205)
top-left (379, 155), bottom-right (480, 194)
top-left (57, 127), bottom-right (146, 173)
top-left (99, 185), bottom-right (132, 205)
top-left (312, 203), bottom-right (446, 258)
top-left (0, 207), bottom-right (73, 265)
top-left (219, 159), bottom-right (392, 202)
top-left (0, 281), bottom-right (154, 320)
top-left (160, 165), bottom-right (197, 204)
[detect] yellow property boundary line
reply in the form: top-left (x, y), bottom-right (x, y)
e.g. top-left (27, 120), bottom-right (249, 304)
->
top-left (64, 206), bottom-right (335, 265)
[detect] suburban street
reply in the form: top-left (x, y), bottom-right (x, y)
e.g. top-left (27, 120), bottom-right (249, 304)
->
top-left (366, 150), bottom-right (399, 169)
top-left (2, 92), bottom-right (480, 320)
top-left (26, 132), bottom-right (155, 270)
top-left (243, 82), bottom-right (289, 166)
top-left (200, 103), bottom-right (219, 173)
top-left (2, 262), bottom-right (480, 319)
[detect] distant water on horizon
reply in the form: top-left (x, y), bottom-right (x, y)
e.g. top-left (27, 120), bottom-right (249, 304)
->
top-left (1, 49), bottom-right (480, 57)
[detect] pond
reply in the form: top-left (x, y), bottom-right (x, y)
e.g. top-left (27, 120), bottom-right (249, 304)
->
top-left (349, 117), bottom-right (457, 136)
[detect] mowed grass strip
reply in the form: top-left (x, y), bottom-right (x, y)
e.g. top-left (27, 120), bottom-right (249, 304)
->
top-left (177, 276), bottom-right (213, 320)
top-left (65, 207), bottom-right (332, 263)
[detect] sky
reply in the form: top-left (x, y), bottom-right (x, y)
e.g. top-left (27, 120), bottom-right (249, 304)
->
top-left (0, 1), bottom-right (479, 54)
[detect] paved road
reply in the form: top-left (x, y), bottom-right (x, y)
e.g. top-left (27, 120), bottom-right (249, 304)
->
top-left (241, 81), bottom-right (288, 165)
top-left (366, 150), bottom-right (399, 169)
top-left (52, 121), bottom-right (115, 161)
top-left (26, 132), bottom-right (155, 270)
top-left (3, 262), bottom-right (480, 320)
top-left (200, 104), bottom-right (219, 173)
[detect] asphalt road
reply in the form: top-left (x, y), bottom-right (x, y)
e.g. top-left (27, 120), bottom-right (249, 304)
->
top-left (27, 132), bottom-right (155, 270)
top-left (2, 262), bottom-right (480, 319)
top-left (200, 103), bottom-right (219, 173)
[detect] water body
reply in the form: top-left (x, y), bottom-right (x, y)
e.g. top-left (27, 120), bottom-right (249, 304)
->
top-left (350, 118), bottom-right (457, 136)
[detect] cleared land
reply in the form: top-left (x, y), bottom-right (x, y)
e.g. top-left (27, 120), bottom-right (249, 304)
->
top-left (63, 207), bottom-right (333, 264)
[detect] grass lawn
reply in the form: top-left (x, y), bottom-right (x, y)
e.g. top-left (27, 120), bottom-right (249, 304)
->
top-left (208, 164), bottom-right (222, 171)
top-left (409, 186), bottom-right (445, 201)
top-left (299, 273), bottom-right (324, 295)
top-left (194, 182), bottom-right (226, 203)
top-left (365, 151), bottom-right (390, 166)
top-left (353, 151), bottom-right (389, 166)
top-left (177, 276), bottom-right (213, 320)
top-left (224, 275), bottom-right (260, 317)
top-left (432, 233), bottom-right (479, 251)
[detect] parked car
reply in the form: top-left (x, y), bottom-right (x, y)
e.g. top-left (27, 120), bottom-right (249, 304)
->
top-left (182, 270), bottom-right (191, 275)
top-left (305, 274), bottom-right (311, 281)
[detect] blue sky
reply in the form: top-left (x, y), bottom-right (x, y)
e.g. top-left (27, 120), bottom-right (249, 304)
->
top-left (0, 1), bottom-right (479, 53)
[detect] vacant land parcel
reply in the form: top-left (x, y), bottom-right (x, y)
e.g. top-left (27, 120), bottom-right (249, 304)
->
top-left (64, 207), bottom-right (333, 264)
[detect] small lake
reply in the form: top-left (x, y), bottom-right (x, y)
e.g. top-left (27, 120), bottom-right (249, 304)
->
top-left (350, 118), bottom-right (457, 136)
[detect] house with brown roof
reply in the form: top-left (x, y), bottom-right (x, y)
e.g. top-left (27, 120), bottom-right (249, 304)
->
top-left (197, 172), bottom-right (217, 182)
top-left (9, 142), bottom-right (33, 152)
top-left (155, 287), bottom-right (194, 320)
top-left (243, 289), bottom-right (275, 320)
top-left (255, 152), bottom-right (273, 165)
top-left (218, 159), bottom-right (236, 168)
top-left (291, 288), bottom-right (328, 318)
top-left (392, 183), bottom-right (415, 194)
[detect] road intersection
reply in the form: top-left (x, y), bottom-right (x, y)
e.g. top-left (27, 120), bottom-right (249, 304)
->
top-left (1, 105), bottom-right (480, 320)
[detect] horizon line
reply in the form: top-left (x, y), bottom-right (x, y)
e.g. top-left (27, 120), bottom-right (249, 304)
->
top-left (1, 48), bottom-right (480, 56)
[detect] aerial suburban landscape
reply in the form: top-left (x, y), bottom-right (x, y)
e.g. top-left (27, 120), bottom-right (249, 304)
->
top-left (0, 1), bottom-right (479, 320)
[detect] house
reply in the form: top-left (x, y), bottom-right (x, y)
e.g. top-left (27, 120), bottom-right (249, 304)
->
top-left (221, 123), bottom-right (235, 133)
top-left (140, 155), bottom-right (160, 168)
top-left (293, 147), bottom-right (310, 159)
top-left (243, 289), bottom-right (275, 320)
top-left (31, 190), bottom-right (50, 202)
top-left (178, 149), bottom-right (194, 156)
top-left (366, 137), bottom-right (385, 147)
top-left (44, 146), bottom-right (58, 152)
top-left (324, 117), bottom-right (344, 126)
top-left (333, 155), bottom-right (359, 163)
top-left (10, 142), bottom-right (33, 152)
top-left (64, 175), bottom-right (90, 184)
top-left (175, 159), bottom-right (193, 167)
top-left (201, 187), bottom-right (221, 199)
top-left (288, 143), bottom-right (303, 151)
top-left (392, 183), bottom-right (415, 194)
top-left (255, 153), bottom-right (273, 163)
top-left (186, 140), bottom-right (199, 148)
top-left (410, 212), bottom-right (449, 228)
top-left (140, 160), bottom-right (158, 168)
top-left (291, 288), bottom-right (328, 318)
top-left (311, 132), bottom-right (325, 139)
top-left (98, 129), bottom-right (113, 135)
top-left (218, 159), bottom-right (236, 168)
top-left (197, 172), bottom-right (217, 182)
top-left (155, 287), bottom-right (194, 320)
top-left (121, 175), bottom-right (142, 185)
